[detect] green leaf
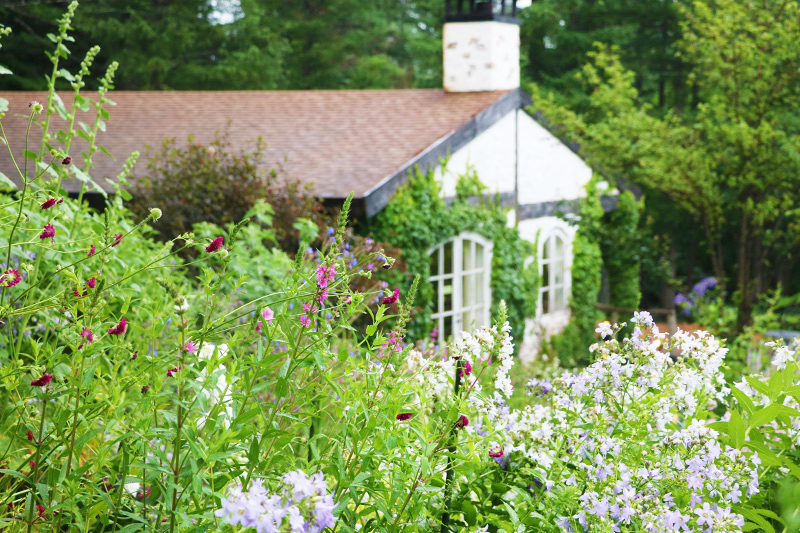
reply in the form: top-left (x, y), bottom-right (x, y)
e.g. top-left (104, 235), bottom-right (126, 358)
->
top-left (0, 171), bottom-right (17, 190)
top-left (0, 97), bottom-right (7, 112)
top-left (745, 377), bottom-right (770, 397)
top-left (462, 501), bottom-right (477, 526)
top-left (728, 410), bottom-right (746, 448)
top-left (750, 404), bottom-right (782, 428)
top-left (731, 385), bottom-right (756, 415)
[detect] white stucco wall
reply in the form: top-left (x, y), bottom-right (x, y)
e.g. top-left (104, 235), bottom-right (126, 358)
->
top-left (443, 21), bottom-right (520, 93)
top-left (434, 109), bottom-right (593, 362)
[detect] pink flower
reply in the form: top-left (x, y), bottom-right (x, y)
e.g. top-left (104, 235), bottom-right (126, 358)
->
top-left (39, 224), bottom-right (55, 242)
top-left (382, 288), bottom-right (400, 306)
top-left (87, 245), bottom-right (96, 257)
top-left (458, 360), bottom-right (472, 378)
top-left (456, 415), bottom-right (469, 429)
top-left (0, 268), bottom-right (22, 288)
top-left (396, 413), bottom-right (414, 421)
top-left (183, 341), bottom-right (198, 353)
top-left (80, 327), bottom-right (94, 344)
top-left (86, 277), bottom-right (96, 289)
top-left (31, 374), bottom-right (53, 387)
top-left (261, 306), bottom-right (274, 324)
top-left (108, 317), bottom-right (127, 336)
top-left (255, 321), bottom-right (263, 334)
top-left (302, 302), bottom-right (317, 314)
top-left (488, 445), bottom-right (504, 458)
top-left (205, 236), bottom-right (224, 253)
top-left (41, 198), bottom-right (57, 209)
top-left (111, 234), bottom-right (122, 247)
top-left (300, 315), bottom-right (311, 328)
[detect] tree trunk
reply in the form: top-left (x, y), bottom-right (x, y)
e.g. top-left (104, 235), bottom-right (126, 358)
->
top-left (736, 211), bottom-right (754, 330)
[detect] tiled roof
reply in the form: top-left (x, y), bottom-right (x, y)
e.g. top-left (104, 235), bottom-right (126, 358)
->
top-left (0, 90), bottom-right (511, 202)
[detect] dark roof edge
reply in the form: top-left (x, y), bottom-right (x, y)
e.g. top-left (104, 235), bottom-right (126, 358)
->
top-left (359, 88), bottom-right (526, 219)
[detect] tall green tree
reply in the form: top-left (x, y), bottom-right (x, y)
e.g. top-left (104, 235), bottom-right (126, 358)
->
top-left (520, 0), bottom-right (687, 111)
top-left (532, 0), bottom-right (800, 328)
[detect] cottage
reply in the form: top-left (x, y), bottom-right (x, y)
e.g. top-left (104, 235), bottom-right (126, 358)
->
top-left (0, 0), bottom-right (595, 358)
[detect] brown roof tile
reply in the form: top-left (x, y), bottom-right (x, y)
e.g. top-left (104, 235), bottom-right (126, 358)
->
top-left (0, 90), bottom-right (510, 199)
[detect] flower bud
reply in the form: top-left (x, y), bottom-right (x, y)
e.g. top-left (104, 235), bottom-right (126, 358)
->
top-left (149, 207), bottom-right (162, 221)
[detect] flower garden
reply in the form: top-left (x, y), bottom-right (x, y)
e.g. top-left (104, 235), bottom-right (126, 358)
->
top-left (2, 4), bottom-right (800, 533)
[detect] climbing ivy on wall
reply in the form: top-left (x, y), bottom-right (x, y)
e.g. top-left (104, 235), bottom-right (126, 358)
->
top-left (548, 178), bottom-right (604, 367)
top-left (366, 165), bottom-right (538, 348)
top-left (603, 190), bottom-right (643, 309)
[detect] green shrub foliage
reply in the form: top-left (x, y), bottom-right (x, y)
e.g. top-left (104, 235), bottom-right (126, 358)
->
top-left (603, 190), bottom-right (643, 309)
top-left (367, 166), bottom-right (537, 346)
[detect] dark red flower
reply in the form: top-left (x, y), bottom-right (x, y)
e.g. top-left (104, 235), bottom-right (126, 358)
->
top-left (86, 277), bottom-right (96, 289)
top-left (205, 236), bottom-right (224, 253)
top-left (108, 317), bottom-right (127, 336)
top-left (166, 367), bottom-right (179, 378)
top-left (382, 288), bottom-right (400, 306)
top-left (61, 156), bottom-right (71, 165)
top-left (39, 224), bottom-right (55, 242)
top-left (130, 350), bottom-right (139, 361)
top-left (26, 429), bottom-right (35, 442)
top-left (458, 360), bottom-right (473, 378)
top-left (30, 374), bottom-right (52, 387)
top-left (73, 287), bottom-right (86, 298)
top-left (40, 198), bottom-right (57, 210)
top-left (87, 245), bottom-right (96, 257)
top-left (0, 268), bottom-right (22, 288)
top-left (141, 385), bottom-right (150, 394)
top-left (29, 460), bottom-right (36, 468)
top-left (396, 412), bottom-right (414, 421)
top-left (36, 504), bottom-right (46, 517)
top-left (111, 233), bottom-right (123, 247)
top-left (456, 415), bottom-right (469, 429)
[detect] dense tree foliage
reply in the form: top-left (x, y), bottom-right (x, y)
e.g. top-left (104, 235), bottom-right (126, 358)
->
top-left (533, 0), bottom-right (800, 329)
top-left (0, 0), bottom-right (443, 90)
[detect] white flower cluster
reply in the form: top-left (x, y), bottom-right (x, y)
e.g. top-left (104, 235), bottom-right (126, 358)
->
top-left (215, 471), bottom-right (336, 532)
top-left (196, 343), bottom-right (235, 429)
top-left (488, 313), bottom-right (758, 533)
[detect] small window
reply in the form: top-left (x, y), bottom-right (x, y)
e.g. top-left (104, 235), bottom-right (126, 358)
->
top-left (429, 233), bottom-right (492, 341)
top-left (540, 233), bottom-right (567, 314)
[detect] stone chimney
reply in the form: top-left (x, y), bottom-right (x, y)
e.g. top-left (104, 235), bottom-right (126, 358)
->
top-left (443, 1), bottom-right (520, 92)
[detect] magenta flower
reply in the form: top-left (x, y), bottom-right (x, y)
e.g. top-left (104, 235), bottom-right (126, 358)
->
top-left (31, 374), bottom-right (53, 387)
top-left (456, 415), bottom-right (469, 429)
top-left (108, 317), bottom-right (128, 336)
top-left (39, 224), bottom-right (55, 242)
top-left (111, 233), bottom-right (123, 247)
top-left (205, 236), bottom-right (224, 253)
top-left (183, 340), bottom-right (198, 353)
top-left (74, 287), bottom-right (86, 298)
top-left (396, 412), bottom-right (414, 421)
top-left (300, 314), bottom-right (311, 328)
top-left (382, 288), bottom-right (400, 306)
top-left (166, 367), bottom-right (179, 378)
top-left (255, 321), bottom-right (263, 334)
top-left (262, 306), bottom-right (274, 324)
top-left (488, 445), bottom-right (504, 458)
top-left (88, 245), bottom-right (96, 257)
top-left (80, 327), bottom-right (94, 344)
top-left (41, 198), bottom-right (57, 210)
top-left (27, 429), bottom-right (35, 442)
top-left (0, 268), bottom-right (22, 288)
top-left (86, 277), bottom-right (96, 289)
top-left (458, 360), bottom-right (473, 378)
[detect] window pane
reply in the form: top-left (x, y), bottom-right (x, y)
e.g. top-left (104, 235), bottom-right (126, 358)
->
top-left (462, 273), bottom-right (474, 307)
top-left (476, 243), bottom-right (484, 268)
top-left (542, 263), bottom-right (550, 288)
top-left (444, 315), bottom-right (453, 340)
top-left (553, 260), bottom-right (564, 285)
top-left (463, 240), bottom-right (473, 270)
top-left (430, 248), bottom-right (439, 277)
top-left (542, 289), bottom-right (550, 314)
top-left (542, 237), bottom-right (550, 260)
top-left (462, 309), bottom-right (473, 330)
top-left (432, 280), bottom-right (440, 315)
top-left (444, 278), bottom-right (453, 312)
top-left (476, 271), bottom-right (484, 305)
top-left (554, 236), bottom-right (564, 259)
top-left (555, 287), bottom-right (564, 310)
top-left (444, 241), bottom-right (453, 274)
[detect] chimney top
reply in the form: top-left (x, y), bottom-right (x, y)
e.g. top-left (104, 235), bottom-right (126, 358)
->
top-left (445, 0), bottom-right (520, 24)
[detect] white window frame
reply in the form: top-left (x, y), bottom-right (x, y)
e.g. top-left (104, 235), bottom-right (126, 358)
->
top-left (428, 232), bottom-right (493, 340)
top-left (539, 230), bottom-right (568, 315)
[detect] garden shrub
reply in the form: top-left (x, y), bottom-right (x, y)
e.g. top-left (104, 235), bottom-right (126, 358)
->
top-left (367, 165), bottom-right (537, 348)
top-left (602, 190), bottom-right (642, 309)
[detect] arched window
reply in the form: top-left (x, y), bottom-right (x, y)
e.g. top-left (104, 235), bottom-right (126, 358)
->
top-left (428, 233), bottom-right (493, 340)
top-left (540, 233), bottom-right (567, 314)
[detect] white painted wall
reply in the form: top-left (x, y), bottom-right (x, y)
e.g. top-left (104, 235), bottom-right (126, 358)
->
top-left (443, 21), bottom-right (520, 93)
top-left (433, 109), bottom-right (594, 362)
